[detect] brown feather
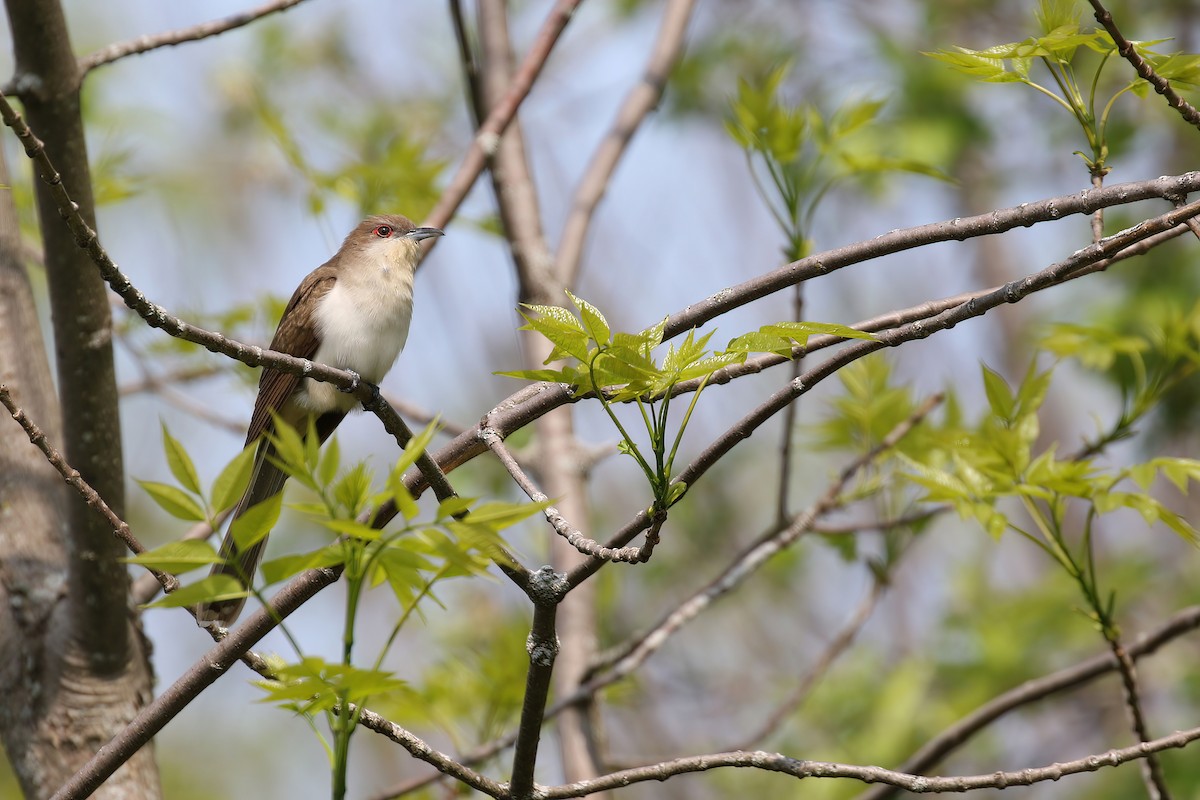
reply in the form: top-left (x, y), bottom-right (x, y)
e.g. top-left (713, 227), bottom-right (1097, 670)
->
top-left (244, 266), bottom-right (337, 446)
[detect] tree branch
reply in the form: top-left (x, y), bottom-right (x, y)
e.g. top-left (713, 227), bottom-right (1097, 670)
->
top-left (1086, 0), bottom-right (1200, 130)
top-left (730, 575), bottom-right (889, 750)
top-left (422, 0), bottom-right (583, 234)
top-left (48, 567), bottom-right (341, 800)
top-left (857, 604), bottom-right (1200, 800)
top-left (0, 385), bottom-right (177, 594)
top-left (583, 395), bottom-right (941, 686)
top-left (78, 0), bottom-right (311, 75)
top-left (537, 727), bottom-right (1200, 798)
top-left (554, 0), bottom-right (696, 286)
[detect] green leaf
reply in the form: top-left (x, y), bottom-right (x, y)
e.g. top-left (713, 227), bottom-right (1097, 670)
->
top-left (925, 47), bottom-right (1022, 82)
top-left (374, 548), bottom-right (441, 609)
top-left (393, 421), bottom-right (438, 477)
top-left (1015, 360), bottom-right (1052, 419)
top-left (138, 480), bottom-right (207, 521)
top-left (437, 495), bottom-right (476, 520)
top-left (229, 492), bottom-right (284, 552)
top-left (318, 434), bottom-right (341, 487)
top-left (142, 574), bottom-right (245, 609)
top-left (1153, 457), bottom-right (1200, 493)
top-left (520, 310), bottom-right (591, 362)
top-left (566, 290), bottom-right (611, 345)
top-left (1129, 462), bottom-right (1158, 492)
top-left (496, 368), bottom-right (574, 383)
top-left (981, 364), bottom-right (1015, 420)
top-left (124, 540), bottom-right (221, 573)
top-left (830, 97), bottom-right (886, 137)
top-left (762, 321), bottom-right (878, 343)
top-left (212, 444), bottom-right (257, 514)
top-left (723, 330), bottom-right (795, 358)
top-left (460, 500), bottom-right (546, 530)
top-left (676, 352), bottom-right (745, 382)
top-left (333, 462), bottom-right (372, 515)
top-left (161, 423), bottom-right (201, 495)
top-left (324, 518), bottom-right (383, 541)
top-left (389, 469), bottom-right (420, 521)
top-left (260, 543), bottom-right (346, 584)
top-left (266, 414), bottom-right (315, 489)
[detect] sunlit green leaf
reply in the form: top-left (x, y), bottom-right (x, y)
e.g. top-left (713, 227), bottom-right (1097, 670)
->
top-left (142, 574), bottom-right (245, 609)
top-left (161, 423), bottom-right (201, 495)
top-left (124, 540), bottom-right (221, 573)
top-left (212, 444), bottom-right (258, 514)
top-left (260, 543), bottom-right (346, 584)
top-left (138, 480), bottom-right (206, 521)
top-left (229, 492), bottom-right (284, 552)
top-left (981, 364), bottom-right (1015, 420)
top-left (567, 291), bottom-right (611, 345)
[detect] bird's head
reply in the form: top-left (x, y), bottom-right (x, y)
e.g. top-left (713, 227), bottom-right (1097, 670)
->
top-left (343, 214), bottom-right (444, 271)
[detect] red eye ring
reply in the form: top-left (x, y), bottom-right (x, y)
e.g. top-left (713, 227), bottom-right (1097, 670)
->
top-left (373, 224), bottom-right (393, 238)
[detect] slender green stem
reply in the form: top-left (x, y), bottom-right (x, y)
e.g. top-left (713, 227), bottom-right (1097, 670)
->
top-left (665, 375), bottom-right (710, 480)
top-left (1019, 496), bottom-right (1077, 576)
top-left (654, 393), bottom-right (671, 493)
top-left (1099, 84), bottom-right (1133, 151)
top-left (589, 353), bottom-right (656, 485)
top-left (1024, 73), bottom-right (1081, 116)
top-left (372, 567), bottom-right (450, 673)
top-left (744, 151), bottom-right (790, 233)
top-left (1088, 51), bottom-right (1111, 121)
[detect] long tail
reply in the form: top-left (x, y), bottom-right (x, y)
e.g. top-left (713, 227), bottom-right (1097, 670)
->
top-left (196, 438), bottom-right (288, 626)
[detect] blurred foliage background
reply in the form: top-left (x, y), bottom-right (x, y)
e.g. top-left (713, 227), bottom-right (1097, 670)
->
top-left (5, 0), bottom-right (1200, 797)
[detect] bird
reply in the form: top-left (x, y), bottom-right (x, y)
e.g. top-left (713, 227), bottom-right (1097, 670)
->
top-left (196, 214), bottom-right (443, 626)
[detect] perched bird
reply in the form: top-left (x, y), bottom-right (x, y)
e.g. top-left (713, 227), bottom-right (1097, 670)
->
top-left (197, 215), bottom-right (443, 625)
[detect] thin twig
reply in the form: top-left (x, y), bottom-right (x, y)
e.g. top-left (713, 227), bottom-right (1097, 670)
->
top-left (448, 0), bottom-right (485, 124)
top-left (857, 604), bottom-right (1200, 800)
top-left (584, 394), bottom-right (943, 683)
top-left (48, 568), bottom-right (341, 800)
top-left (479, 426), bottom-right (658, 562)
top-left (0, 88), bottom-right (460, 507)
top-left (423, 0), bottom-right (583, 233)
top-left (78, 0), bottom-right (311, 74)
top-left (0, 383), bottom-right (177, 593)
top-left (1106, 635), bottom-right (1170, 800)
top-left (1087, 0), bottom-right (1200, 131)
top-left (130, 515), bottom-right (227, 605)
top-left (731, 576), bottom-right (889, 750)
top-left (536, 728), bottom-right (1200, 798)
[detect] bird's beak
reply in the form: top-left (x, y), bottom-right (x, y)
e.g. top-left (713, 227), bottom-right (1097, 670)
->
top-left (406, 227), bottom-right (444, 242)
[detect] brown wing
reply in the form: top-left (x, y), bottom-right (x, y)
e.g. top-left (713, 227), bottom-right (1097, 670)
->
top-left (244, 265), bottom-right (338, 446)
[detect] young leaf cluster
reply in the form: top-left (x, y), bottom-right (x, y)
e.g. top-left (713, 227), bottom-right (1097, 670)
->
top-left (926, 0), bottom-right (1200, 174)
top-left (132, 419), bottom-right (541, 798)
top-left (901, 358), bottom-right (1200, 638)
top-left (502, 291), bottom-right (875, 513)
top-left (726, 62), bottom-right (946, 260)
top-left (135, 421), bottom-right (256, 537)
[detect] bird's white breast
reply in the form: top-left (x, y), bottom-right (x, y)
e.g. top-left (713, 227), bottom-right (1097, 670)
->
top-left (301, 266), bottom-right (414, 413)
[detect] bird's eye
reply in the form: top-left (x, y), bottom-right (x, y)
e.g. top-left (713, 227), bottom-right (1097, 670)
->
top-left (373, 225), bottom-right (393, 238)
